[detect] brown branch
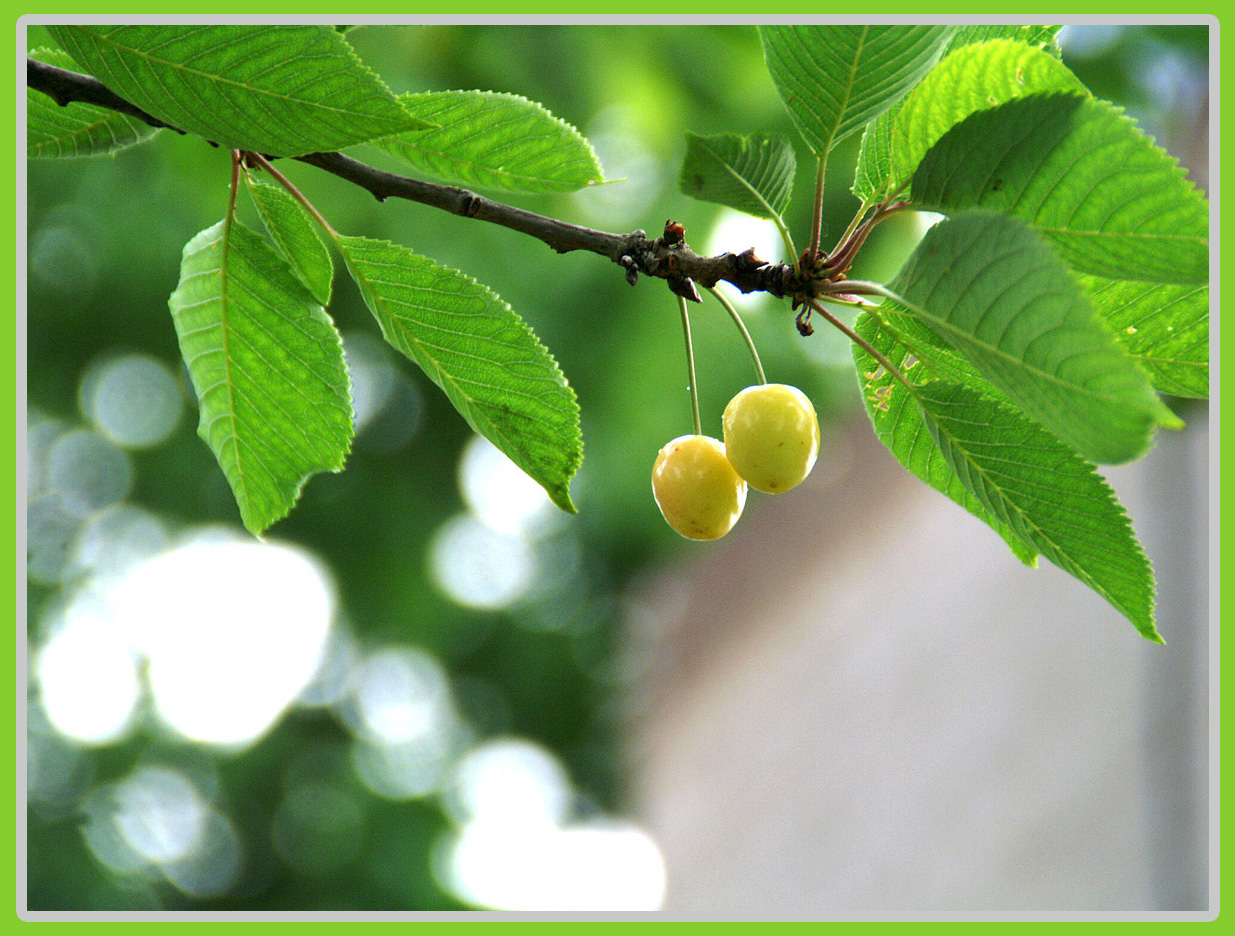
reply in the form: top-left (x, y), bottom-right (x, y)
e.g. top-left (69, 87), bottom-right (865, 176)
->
top-left (27, 57), bottom-right (181, 133)
top-left (26, 56), bottom-right (808, 302)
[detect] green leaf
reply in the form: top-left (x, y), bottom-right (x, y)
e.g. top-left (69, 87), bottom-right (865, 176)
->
top-left (27, 47), bottom-right (161, 158)
top-left (336, 235), bottom-right (581, 512)
top-left (168, 220), bottom-right (353, 535)
top-left (852, 313), bottom-right (1158, 640)
top-left (46, 25), bottom-right (431, 157)
top-left (852, 31), bottom-right (1063, 203)
top-left (244, 174), bottom-right (333, 307)
top-left (910, 94), bottom-right (1209, 285)
top-left (851, 101), bottom-right (902, 204)
top-left (1077, 274), bottom-right (1209, 399)
top-left (859, 39), bottom-right (1087, 203)
top-left (371, 91), bottom-right (603, 194)
top-left (853, 313), bottom-right (1038, 566)
top-left (888, 211), bottom-right (1180, 464)
top-left (917, 380), bottom-right (1159, 641)
top-left (678, 131), bottom-right (796, 220)
top-left (945, 25), bottom-right (1062, 56)
top-left (759, 25), bottom-right (953, 155)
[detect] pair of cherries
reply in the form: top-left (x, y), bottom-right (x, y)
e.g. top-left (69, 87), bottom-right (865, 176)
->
top-left (652, 383), bottom-right (819, 540)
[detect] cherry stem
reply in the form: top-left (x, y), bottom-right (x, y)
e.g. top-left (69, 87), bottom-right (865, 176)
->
top-left (705, 285), bottom-right (767, 386)
top-left (677, 295), bottom-right (703, 436)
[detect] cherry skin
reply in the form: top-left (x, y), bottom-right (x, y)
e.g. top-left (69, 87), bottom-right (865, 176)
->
top-left (722, 383), bottom-right (820, 493)
top-left (652, 434), bottom-right (748, 540)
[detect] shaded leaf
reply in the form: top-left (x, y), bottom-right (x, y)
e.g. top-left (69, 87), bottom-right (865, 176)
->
top-left (678, 131), bottom-right (796, 220)
top-left (26, 47), bottom-right (160, 158)
top-left (1077, 274), bottom-right (1209, 399)
top-left (336, 236), bottom-right (581, 512)
top-left (46, 25), bottom-right (430, 156)
top-left (759, 25), bottom-right (953, 154)
top-left (244, 174), bottom-right (334, 306)
top-left (910, 93), bottom-right (1208, 284)
top-left (851, 102), bottom-right (901, 205)
top-left (372, 91), bottom-right (603, 194)
top-left (168, 220), bottom-right (353, 535)
top-left (889, 211), bottom-right (1180, 464)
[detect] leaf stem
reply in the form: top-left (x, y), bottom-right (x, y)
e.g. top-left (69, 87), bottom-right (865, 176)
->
top-left (677, 295), bottom-right (703, 436)
top-left (808, 150), bottom-right (829, 259)
top-left (832, 199), bottom-right (871, 257)
top-left (245, 151), bottom-right (340, 240)
top-left (806, 297), bottom-right (914, 393)
top-left (705, 285), bottom-right (766, 385)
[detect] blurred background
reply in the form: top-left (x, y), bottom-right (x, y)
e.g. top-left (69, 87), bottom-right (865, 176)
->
top-left (23, 24), bottom-right (1210, 913)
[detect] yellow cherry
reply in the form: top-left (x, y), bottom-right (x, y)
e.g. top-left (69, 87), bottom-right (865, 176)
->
top-left (651, 434), bottom-right (747, 540)
top-left (722, 383), bottom-right (820, 493)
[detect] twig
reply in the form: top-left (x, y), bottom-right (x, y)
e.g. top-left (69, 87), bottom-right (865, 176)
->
top-left (27, 57), bottom-right (809, 302)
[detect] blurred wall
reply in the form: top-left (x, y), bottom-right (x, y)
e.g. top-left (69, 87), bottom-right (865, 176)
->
top-left (625, 405), bottom-right (1208, 913)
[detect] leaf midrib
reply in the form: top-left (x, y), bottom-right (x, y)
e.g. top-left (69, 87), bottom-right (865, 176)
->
top-left (343, 251), bottom-right (518, 459)
top-left (214, 219), bottom-right (251, 516)
top-left (823, 25), bottom-right (868, 154)
top-left (900, 258), bottom-right (1152, 415)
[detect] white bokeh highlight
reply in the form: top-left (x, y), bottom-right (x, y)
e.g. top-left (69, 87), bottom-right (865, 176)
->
top-left (109, 535), bottom-right (335, 747)
top-left (439, 739), bottom-right (667, 911)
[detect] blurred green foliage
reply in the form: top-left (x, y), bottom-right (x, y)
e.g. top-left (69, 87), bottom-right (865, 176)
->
top-left (25, 24), bottom-right (1208, 911)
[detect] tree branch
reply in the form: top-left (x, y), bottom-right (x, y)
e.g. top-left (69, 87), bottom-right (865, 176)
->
top-left (27, 56), bottom-right (808, 302)
top-left (27, 57), bottom-right (181, 132)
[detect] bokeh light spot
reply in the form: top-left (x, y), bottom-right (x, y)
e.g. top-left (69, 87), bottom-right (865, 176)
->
top-left (80, 353), bottom-right (184, 448)
top-left (353, 647), bottom-right (452, 747)
top-left (342, 330), bottom-right (398, 433)
top-left (110, 535), bottom-right (335, 747)
top-left (443, 819), bottom-right (668, 911)
top-left (45, 428), bottom-right (133, 511)
top-left (36, 594), bottom-right (141, 745)
top-left (459, 434), bottom-right (556, 536)
top-left (428, 515), bottom-right (536, 610)
top-left (449, 738), bottom-right (571, 828)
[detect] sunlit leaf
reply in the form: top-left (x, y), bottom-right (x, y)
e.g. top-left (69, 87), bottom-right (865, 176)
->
top-left (168, 220), bottom-right (353, 535)
top-left (853, 28), bottom-right (1064, 201)
top-left (918, 380), bottom-right (1159, 641)
top-left (888, 211), bottom-right (1180, 464)
top-left (759, 25), bottom-right (953, 155)
top-left (244, 174), bottom-right (334, 307)
top-left (372, 91), bottom-right (603, 194)
top-left (1077, 274), bottom-right (1209, 399)
top-left (337, 235), bottom-right (581, 512)
top-left (678, 131), bottom-right (796, 220)
top-left (910, 93), bottom-right (1208, 284)
top-left (853, 315), bottom-right (1158, 640)
top-left (855, 38), bottom-right (1086, 203)
top-left (852, 313), bottom-right (1038, 566)
top-left (26, 47), bottom-right (161, 158)
top-left (945, 24), bottom-right (1062, 56)
top-left (46, 25), bottom-right (431, 156)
